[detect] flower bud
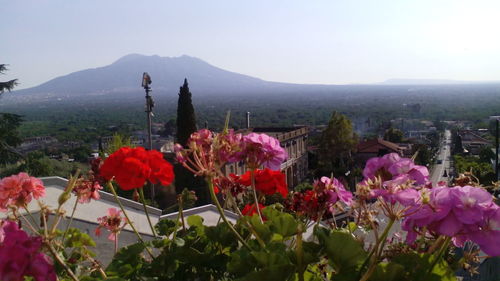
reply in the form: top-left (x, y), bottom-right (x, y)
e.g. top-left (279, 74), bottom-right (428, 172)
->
top-left (58, 191), bottom-right (71, 206)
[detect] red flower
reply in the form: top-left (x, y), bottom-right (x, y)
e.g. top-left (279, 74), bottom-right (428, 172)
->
top-left (241, 203), bottom-right (265, 216)
top-left (100, 147), bottom-right (174, 190)
top-left (147, 150), bottom-right (175, 186)
top-left (238, 168), bottom-right (288, 197)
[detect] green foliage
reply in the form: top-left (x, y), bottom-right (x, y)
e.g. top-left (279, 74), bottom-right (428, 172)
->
top-left (106, 133), bottom-right (135, 154)
top-left (412, 143), bottom-right (432, 166)
top-left (174, 79), bottom-right (209, 204)
top-left (7, 151), bottom-right (88, 178)
top-left (0, 64), bottom-right (18, 94)
top-left (0, 113), bottom-right (23, 164)
top-left (454, 155), bottom-right (495, 185)
top-left (315, 227), bottom-right (367, 280)
top-left (316, 111), bottom-right (358, 179)
top-left (176, 79), bottom-right (197, 147)
top-left (383, 127), bottom-right (404, 143)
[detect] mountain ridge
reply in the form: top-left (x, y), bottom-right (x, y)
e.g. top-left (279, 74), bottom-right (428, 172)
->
top-left (10, 54), bottom-right (500, 99)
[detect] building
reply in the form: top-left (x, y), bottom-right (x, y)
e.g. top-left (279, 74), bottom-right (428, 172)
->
top-left (355, 138), bottom-right (403, 167)
top-left (458, 130), bottom-right (491, 155)
top-left (222, 127), bottom-right (308, 190)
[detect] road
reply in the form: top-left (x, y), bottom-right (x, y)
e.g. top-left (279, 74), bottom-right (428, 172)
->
top-left (430, 129), bottom-right (452, 185)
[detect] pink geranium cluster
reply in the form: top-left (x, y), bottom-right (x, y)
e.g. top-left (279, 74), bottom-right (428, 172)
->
top-left (360, 153), bottom-right (429, 206)
top-left (314, 177), bottom-right (353, 206)
top-left (403, 185), bottom-right (500, 256)
top-left (241, 133), bottom-right (287, 170)
top-left (175, 129), bottom-right (287, 176)
top-left (95, 208), bottom-right (128, 241)
top-left (363, 153), bottom-right (429, 185)
top-left (0, 173), bottom-right (46, 211)
top-left (0, 220), bottom-right (56, 281)
top-left (73, 178), bottom-right (103, 204)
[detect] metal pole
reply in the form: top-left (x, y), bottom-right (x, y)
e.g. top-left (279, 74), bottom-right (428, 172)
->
top-left (496, 119), bottom-right (499, 181)
top-left (142, 73), bottom-right (155, 201)
top-left (145, 86), bottom-right (153, 151)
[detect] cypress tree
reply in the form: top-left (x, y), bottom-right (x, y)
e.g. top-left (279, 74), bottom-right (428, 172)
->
top-left (176, 79), bottom-right (197, 147)
top-left (174, 79), bottom-right (208, 204)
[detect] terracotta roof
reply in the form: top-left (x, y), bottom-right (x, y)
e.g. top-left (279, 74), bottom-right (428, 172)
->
top-left (357, 138), bottom-right (402, 153)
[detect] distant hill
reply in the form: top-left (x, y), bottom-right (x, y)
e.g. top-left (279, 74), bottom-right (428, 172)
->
top-left (13, 54), bottom-right (292, 97)
top-left (6, 54), bottom-right (500, 105)
top-left (380, 78), bottom-right (499, 85)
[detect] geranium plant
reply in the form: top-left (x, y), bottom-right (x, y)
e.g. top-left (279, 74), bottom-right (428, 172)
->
top-left (0, 124), bottom-right (499, 280)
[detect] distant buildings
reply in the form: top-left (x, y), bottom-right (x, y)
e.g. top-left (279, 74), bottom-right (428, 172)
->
top-left (355, 138), bottom-right (403, 167)
top-left (457, 130), bottom-right (491, 155)
top-left (222, 127), bottom-right (309, 189)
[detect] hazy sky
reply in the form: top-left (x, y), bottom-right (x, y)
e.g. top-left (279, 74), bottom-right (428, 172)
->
top-left (3, 0), bottom-right (500, 89)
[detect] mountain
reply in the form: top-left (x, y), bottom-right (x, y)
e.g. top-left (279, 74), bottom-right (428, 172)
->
top-left (13, 54), bottom-right (300, 98)
top-left (380, 78), bottom-right (498, 85)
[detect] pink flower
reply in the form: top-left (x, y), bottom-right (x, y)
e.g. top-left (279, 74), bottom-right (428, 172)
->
top-left (363, 153), bottom-right (429, 185)
top-left (402, 185), bottom-right (500, 256)
top-left (216, 129), bottom-right (244, 163)
top-left (73, 179), bottom-right (102, 204)
top-left (315, 177), bottom-right (353, 205)
top-left (95, 208), bottom-right (127, 241)
top-left (242, 133), bottom-right (287, 170)
top-left (0, 173), bottom-right (46, 211)
top-left (0, 220), bottom-right (56, 281)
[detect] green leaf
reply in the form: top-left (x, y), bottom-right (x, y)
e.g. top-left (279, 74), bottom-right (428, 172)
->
top-left (64, 228), bottom-right (96, 248)
top-left (187, 215), bottom-right (203, 228)
top-left (249, 215), bottom-right (272, 243)
top-left (155, 219), bottom-right (178, 236)
top-left (267, 212), bottom-right (299, 238)
top-left (228, 248), bottom-right (257, 276)
top-left (106, 242), bottom-right (146, 279)
top-left (315, 228), bottom-right (367, 272)
top-left (391, 252), bottom-right (456, 281)
top-left (348, 222), bottom-right (357, 233)
top-left (173, 237), bottom-right (185, 247)
top-left (370, 262), bottom-right (405, 281)
top-left (238, 264), bottom-right (295, 281)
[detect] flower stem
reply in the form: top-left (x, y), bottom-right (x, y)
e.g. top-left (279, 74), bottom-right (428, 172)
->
top-left (426, 236), bottom-right (451, 276)
top-left (359, 218), bottom-right (395, 281)
top-left (139, 187), bottom-right (157, 237)
top-left (114, 234), bottom-right (118, 254)
top-left (296, 224), bottom-right (305, 281)
top-left (208, 177), bottom-right (251, 250)
top-left (107, 182), bottom-right (154, 258)
top-left (62, 199), bottom-right (79, 243)
top-left (46, 242), bottom-right (79, 281)
top-left (250, 169), bottom-right (264, 223)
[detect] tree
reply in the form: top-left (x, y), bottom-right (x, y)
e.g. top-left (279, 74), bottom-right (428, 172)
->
top-left (176, 79), bottom-right (197, 147)
top-left (411, 143), bottom-right (431, 166)
top-left (316, 111), bottom-right (358, 181)
top-left (0, 113), bottom-right (23, 164)
top-left (0, 64), bottom-right (22, 165)
top-left (0, 64), bottom-right (18, 95)
top-left (160, 119), bottom-right (176, 137)
top-left (174, 79), bottom-right (208, 205)
top-left (383, 127), bottom-right (404, 143)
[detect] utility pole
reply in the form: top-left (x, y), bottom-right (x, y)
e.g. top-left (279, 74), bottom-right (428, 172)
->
top-left (142, 72), bottom-right (155, 200)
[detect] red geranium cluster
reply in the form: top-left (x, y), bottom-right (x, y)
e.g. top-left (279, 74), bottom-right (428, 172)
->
top-left (100, 147), bottom-right (174, 190)
top-left (238, 168), bottom-right (288, 198)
